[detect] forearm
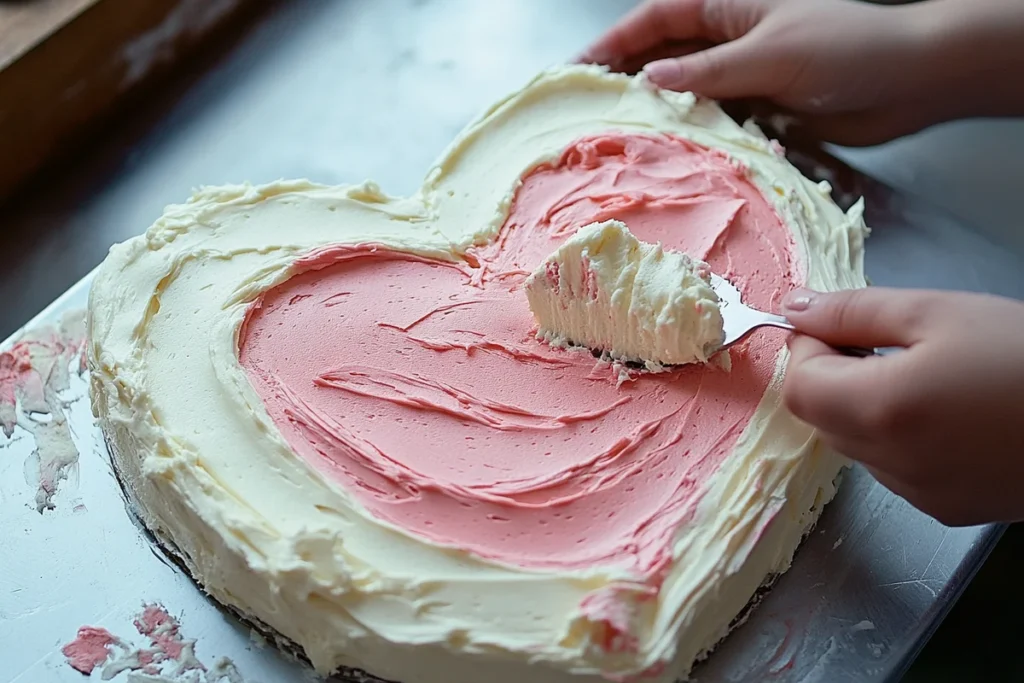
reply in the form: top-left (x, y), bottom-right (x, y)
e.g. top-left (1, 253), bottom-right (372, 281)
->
top-left (911, 0), bottom-right (1024, 120)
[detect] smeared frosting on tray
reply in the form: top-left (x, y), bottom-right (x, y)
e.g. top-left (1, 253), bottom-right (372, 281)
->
top-left (62, 603), bottom-right (242, 680)
top-left (1, 310), bottom-right (86, 512)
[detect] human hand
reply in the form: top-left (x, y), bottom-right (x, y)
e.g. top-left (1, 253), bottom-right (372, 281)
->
top-left (579, 0), bottom-right (1024, 146)
top-left (781, 287), bottom-right (1024, 526)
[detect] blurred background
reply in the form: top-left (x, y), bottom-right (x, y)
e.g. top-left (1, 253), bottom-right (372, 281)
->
top-left (1, 1), bottom-right (1021, 681)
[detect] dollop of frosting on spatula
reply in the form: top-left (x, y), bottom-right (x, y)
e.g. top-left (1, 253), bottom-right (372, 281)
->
top-left (526, 219), bottom-right (725, 370)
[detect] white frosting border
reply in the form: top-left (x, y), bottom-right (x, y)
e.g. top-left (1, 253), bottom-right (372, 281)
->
top-left (88, 65), bottom-right (868, 683)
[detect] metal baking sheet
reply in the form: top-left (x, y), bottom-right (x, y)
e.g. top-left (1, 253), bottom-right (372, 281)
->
top-left (0, 147), bottom-right (1012, 683)
top-left (4, 1), bottom-right (1023, 681)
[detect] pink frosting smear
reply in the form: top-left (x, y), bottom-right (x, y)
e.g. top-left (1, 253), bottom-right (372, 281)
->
top-left (0, 312), bottom-right (87, 512)
top-left (239, 133), bottom-right (800, 578)
top-left (62, 603), bottom-right (215, 679)
top-left (62, 626), bottom-right (119, 674)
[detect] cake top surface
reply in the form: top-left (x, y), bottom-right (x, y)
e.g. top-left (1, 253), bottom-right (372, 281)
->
top-left (88, 65), bottom-right (867, 683)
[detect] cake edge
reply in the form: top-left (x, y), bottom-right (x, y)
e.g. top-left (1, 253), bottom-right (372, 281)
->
top-left (101, 431), bottom-right (844, 683)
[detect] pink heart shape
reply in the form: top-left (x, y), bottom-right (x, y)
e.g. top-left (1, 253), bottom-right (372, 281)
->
top-left (239, 133), bottom-right (798, 580)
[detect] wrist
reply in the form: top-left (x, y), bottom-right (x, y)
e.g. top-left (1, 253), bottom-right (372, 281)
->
top-left (910, 0), bottom-right (1024, 120)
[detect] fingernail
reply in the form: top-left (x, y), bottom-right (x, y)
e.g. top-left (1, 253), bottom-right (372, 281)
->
top-left (643, 59), bottom-right (683, 85)
top-left (782, 289), bottom-right (815, 312)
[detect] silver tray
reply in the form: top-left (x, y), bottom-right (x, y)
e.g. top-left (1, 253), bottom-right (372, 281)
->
top-left (0, 143), bottom-right (1013, 682)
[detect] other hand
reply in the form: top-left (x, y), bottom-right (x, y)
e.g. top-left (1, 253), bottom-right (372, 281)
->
top-left (782, 287), bottom-right (1024, 526)
top-left (580, 0), bottom-right (960, 145)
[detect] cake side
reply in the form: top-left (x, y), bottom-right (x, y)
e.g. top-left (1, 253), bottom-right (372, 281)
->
top-left (88, 65), bottom-right (867, 683)
top-left (101, 428), bottom-right (841, 683)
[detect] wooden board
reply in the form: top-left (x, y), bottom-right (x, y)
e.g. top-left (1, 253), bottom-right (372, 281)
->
top-left (0, 0), bottom-right (255, 203)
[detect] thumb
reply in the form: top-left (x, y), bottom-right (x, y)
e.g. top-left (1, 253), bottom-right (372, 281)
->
top-left (641, 39), bottom-right (779, 99)
top-left (781, 287), bottom-right (939, 349)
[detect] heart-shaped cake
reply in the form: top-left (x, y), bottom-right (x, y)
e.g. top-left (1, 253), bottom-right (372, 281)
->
top-left (88, 66), bottom-right (867, 683)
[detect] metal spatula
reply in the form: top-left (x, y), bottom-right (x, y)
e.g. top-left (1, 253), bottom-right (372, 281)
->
top-left (710, 274), bottom-right (875, 358)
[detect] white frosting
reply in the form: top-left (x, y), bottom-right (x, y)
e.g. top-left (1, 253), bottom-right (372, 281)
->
top-left (526, 220), bottom-right (724, 369)
top-left (88, 66), bottom-right (868, 683)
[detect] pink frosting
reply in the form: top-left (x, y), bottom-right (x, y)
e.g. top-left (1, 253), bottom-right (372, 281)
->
top-left (1, 320), bottom-right (86, 512)
top-left (62, 603), bottom-right (206, 677)
top-left (0, 340), bottom-right (49, 438)
top-left (62, 626), bottom-right (119, 675)
top-left (239, 134), bottom-right (799, 579)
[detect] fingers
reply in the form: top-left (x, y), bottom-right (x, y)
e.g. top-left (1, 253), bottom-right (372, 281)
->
top-left (781, 288), bottom-right (939, 349)
top-left (641, 39), bottom-right (778, 99)
top-left (616, 40), bottom-right (714, 77)
top-left (782, 334), bottom-right (892, 437)
top-left (580, 0), bottom-right (775, 100)
top-left (578, 0), bottom-right (710, 67)
top-left (780, 286), bottom-right (934, 438)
